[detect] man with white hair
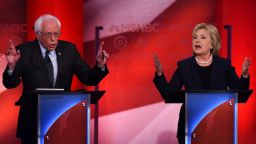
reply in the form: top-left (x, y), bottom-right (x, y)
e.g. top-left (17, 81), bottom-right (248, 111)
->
top-left (2, 14), bottom-right (109, 144)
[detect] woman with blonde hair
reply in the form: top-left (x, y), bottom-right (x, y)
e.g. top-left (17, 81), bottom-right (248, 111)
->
top-left (153, 23), bottom-right (251, 144)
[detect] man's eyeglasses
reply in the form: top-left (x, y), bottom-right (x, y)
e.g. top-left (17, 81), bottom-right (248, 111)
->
top-left (38, 31), bottom-right (61, 38)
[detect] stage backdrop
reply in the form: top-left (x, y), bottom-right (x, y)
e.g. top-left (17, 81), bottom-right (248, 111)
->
top-left (84, 0), bottom-right (256, 144)
top-left (0, 0), bottom-right (256, 144)
top-left (0, 0), bottom-right (84, 144)
top-left (0, 0), bottom-right (26, 143)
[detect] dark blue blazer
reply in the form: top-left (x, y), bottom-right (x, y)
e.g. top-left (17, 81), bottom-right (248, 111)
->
top-left (153, 55), bottom-right (249, 139)
top-left (2, 39), bottom-right (109, 139)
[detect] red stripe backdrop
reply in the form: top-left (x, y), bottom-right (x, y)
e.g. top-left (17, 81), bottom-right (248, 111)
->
top-left (220, 0), bottom-right (256, 143)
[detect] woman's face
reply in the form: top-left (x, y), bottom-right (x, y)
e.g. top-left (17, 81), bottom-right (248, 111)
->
top-left (192, 28), bottom-right (212, 56)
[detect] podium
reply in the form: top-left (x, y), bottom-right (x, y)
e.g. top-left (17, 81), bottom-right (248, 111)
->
top-left (36, 90), bottom-right (105, 144)
top-left (165, 90), bottom-right (253, 144)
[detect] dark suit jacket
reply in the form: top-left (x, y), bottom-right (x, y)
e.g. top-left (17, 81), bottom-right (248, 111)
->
top-left (153, 55), bottom-right (249, 139)
top-left (2, 39), bottom-right (109, 139)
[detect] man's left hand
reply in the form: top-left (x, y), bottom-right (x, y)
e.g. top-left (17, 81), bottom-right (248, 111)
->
top-left (96, 42), bottom-right (109, 69)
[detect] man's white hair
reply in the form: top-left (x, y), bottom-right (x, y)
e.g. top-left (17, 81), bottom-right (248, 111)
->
top-left (34, 14), bottom-right (61, 32)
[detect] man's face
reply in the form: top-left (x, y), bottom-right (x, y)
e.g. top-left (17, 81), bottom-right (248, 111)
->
top-left (36, 19), bottom-right (61, 51)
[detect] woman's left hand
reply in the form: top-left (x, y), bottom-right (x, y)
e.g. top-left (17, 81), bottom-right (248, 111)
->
top-left (242, 57), bottom-right (252, 78)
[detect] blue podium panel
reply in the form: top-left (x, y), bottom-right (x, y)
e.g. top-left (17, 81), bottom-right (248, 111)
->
top-left (185, 92), bottom-right (238, 144)
top-left (38, 93), bottom-right (91, 144)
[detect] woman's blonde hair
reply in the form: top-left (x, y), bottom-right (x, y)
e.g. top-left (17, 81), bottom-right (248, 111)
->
top-left (192, 23), bottom-right (221, 55)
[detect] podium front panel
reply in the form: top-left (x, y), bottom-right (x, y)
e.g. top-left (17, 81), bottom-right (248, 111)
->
top-left (185, 92), bottom-right (237, 144)
top-left (38, 93), bottom-right (91, 144)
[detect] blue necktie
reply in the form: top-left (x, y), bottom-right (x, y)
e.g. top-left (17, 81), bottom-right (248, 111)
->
top-left (44, 51), bottom-right (54, 87)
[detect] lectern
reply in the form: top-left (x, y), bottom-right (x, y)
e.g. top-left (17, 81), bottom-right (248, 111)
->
top-left (36, 90), bottom-right (105, 144)
top-left (165, 90), bottom-right (252, 144)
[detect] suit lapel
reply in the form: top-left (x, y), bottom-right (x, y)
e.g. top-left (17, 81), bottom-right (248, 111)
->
top-left (32, 39), bottom-right (46, 71)
top-left (190, 57), bottom-right (204, 89)
top-left (55, 43), bottom-right (63, 87)
top-left (209, 55), bottom-right (218, 89)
